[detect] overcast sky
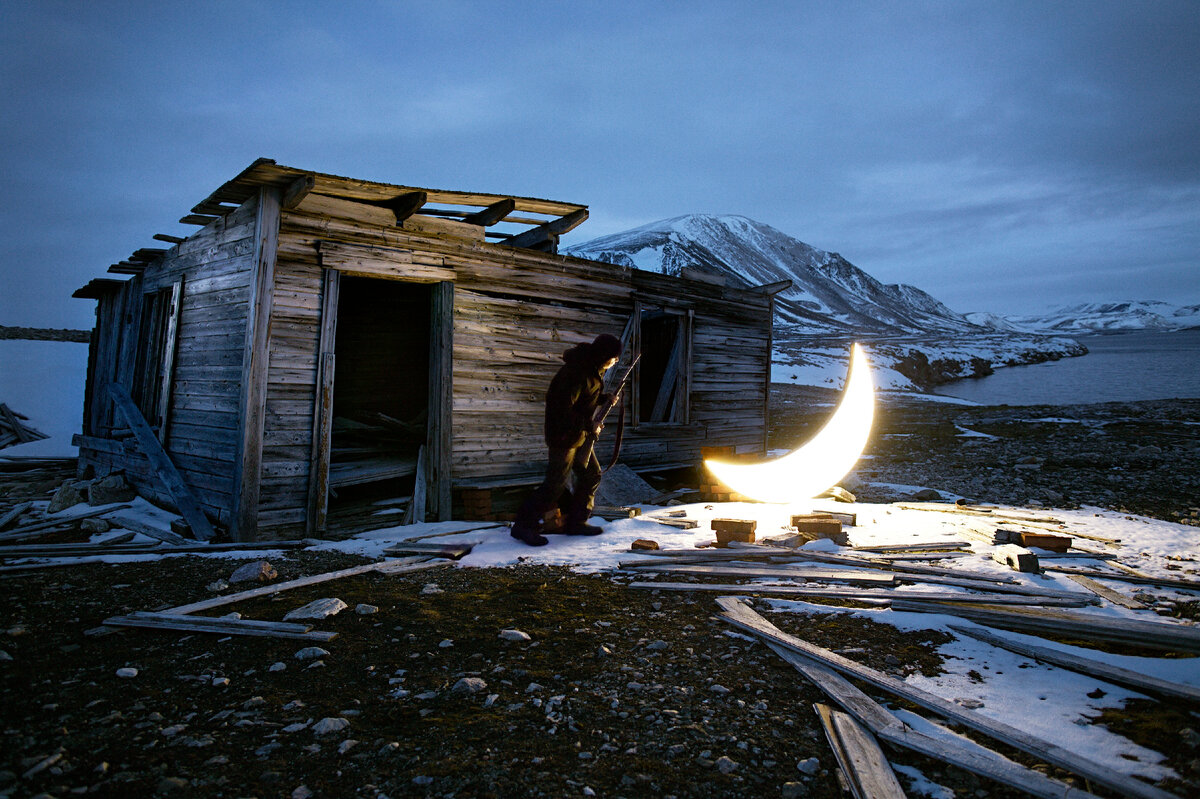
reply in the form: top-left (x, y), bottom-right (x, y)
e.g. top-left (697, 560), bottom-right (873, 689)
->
top-left (2, 1), bottom-right (1197, 329)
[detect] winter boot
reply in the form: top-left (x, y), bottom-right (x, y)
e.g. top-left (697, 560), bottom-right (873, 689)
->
top-left (563, 509), bottom-right (603, 536)
top-left (510, 520), bottom-right (548, 546)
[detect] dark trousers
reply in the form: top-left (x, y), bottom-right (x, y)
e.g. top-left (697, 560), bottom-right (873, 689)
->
top-left (516, 440), bottom-right (603, 526)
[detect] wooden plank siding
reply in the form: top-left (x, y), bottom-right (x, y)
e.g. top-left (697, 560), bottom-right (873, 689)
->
top-left (76, 199), bottom-right (260, 531)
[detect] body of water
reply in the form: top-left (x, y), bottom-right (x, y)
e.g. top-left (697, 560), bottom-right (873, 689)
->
top-left (932, 329), bottom-right (1200, 406)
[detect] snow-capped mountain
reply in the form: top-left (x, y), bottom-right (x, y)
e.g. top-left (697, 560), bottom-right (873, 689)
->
top-left (993, 302), bottom-right (1200, 334)
top-left (567, 215), bottom-right (982, 336)
top-left (567, 214), bottom-right (1087, 391)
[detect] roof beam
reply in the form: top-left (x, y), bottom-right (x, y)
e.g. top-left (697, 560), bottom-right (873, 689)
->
top-left (502, 208), bottom-right (589, 251)
top-left (281, 175), bottom-right (316, 210)
top-left (462, 198), bottom-right (516, 227)
top-left (153, 234), bottom-right (185, 245)
top-left (363, 191), bottom-right (427, 224)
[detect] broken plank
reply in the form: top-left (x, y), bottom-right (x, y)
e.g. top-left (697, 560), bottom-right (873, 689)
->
top-left (786, 550), bottom-right (1016, 584)
top-left (628, 581), bottom-right (1092, 606)
top-left (103, 612), bottom-right (338, 641)
top-left (166, 557), bottom-right (446, 615)
top-left (814, 703), bottom-right (907, 799)
top-left (108, 383), bottom-right (215, 541)
top-left (949, 624), bottom-right (1200, 704)
top-left (850, 541), bottom-right (971, 553)
top-left (0, 504), bottom-right (134, 542)
top-left (648, 517), bottom-right (700, 529)
top-left (1065, 574), bottom-right (1146, 609)
top-left (766, 642), bottom-right (1104, 799)
top-left (0, 501), bottom-right (33, 531)
top-left (107, 513), bottom-right (188, 546)
top-left (890, 599), bottom-right (1200, 653)
top-left (622, 563), bottom-right (896, 586)
top-left (717, 597), bottom-right (1170, 799)
top-left (381, 541), bottom-right (475, 560)
top-left (398, 523), bottom-right (505, 543)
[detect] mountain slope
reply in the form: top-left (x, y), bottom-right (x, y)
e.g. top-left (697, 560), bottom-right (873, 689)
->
top-left (998, 301), bottom-right (1200, 333)
top-left (567, 214), bottom-right (982, 336)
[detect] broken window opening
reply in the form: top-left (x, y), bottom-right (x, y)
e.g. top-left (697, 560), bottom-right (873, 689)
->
top-left (637, 307), bottom-right (690, 425)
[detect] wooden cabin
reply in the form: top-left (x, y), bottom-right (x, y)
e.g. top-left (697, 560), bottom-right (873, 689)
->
top-left (72, 159), bottom-right (786, 541)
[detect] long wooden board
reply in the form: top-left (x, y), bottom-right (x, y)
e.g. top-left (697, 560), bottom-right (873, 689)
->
top-left (814, 703), bottom-right (907, 799)
top-left (103, 611), bottom-right (338, 641)
top-left (950, 624), bottom-right (1200, 703)
top-left (628, 581), bottom-right (1091, 607)
top-left (716, 596), bottom-right (1174, 799)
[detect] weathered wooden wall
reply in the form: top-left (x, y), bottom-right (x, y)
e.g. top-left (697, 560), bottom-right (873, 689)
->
top-left (77, 200), bottom-right (261, 527)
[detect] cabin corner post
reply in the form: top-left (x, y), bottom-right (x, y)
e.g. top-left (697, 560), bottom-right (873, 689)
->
top-left (231, 187), bottom-right (282, 542)
top-left (306, 266), bottom-right (340, 535)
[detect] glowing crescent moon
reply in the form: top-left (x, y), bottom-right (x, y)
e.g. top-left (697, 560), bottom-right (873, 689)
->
top-left (704, 343), bottom-right (874, 503)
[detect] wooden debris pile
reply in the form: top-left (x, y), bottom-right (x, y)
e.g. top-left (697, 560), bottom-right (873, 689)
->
top-left (619, 500), bottom-right (1199, 798)
top-left (0, 404), bottom-right (48, 450)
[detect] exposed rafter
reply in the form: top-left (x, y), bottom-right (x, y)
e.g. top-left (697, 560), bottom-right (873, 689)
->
top-left (463, 198), bottom-right (516, 227)
top-left (501, 208), bottom-right (589, 252)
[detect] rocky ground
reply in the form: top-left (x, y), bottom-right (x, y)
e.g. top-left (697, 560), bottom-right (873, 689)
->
top-left (2, 393), bottom-right (1199, 799)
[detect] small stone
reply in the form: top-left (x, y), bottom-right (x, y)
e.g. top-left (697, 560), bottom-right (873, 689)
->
top-left (499, 629), bottom-right (531, 642)
top-left (294, 647), bottom-right (330, 661)
top-left (781, 782), bottom-right (806, 799)
top-left (355, 604), bottom-right (379, 615)
top-left (483, 694), bottom-right (499, 708)
top-left (211, 677), bottom-right (230, 687)
top-left (1181, 728), bottom-right (1200, 748)
top-left (0, 650), bottom-right (12, 662)
top-left (715, 755), bottom-right (738, 774)
top-left (156, 776), bottom-right (189, 793)
top-left (291, 786), bottom-right (313, 799)
top-left (80, 517), bottom-right (111, 534)
top-left (311, 717), bottom-right (350, 735)
top-left (911, 488), bottom-right (942, 501)
top-left (284, 598), bottom-right (347, 621)
top-left (116, 667), bottom-right (138, 679)
top-left (709, 684), bottom-right (731, 695)
top-left (412, 775), bottom-right (433, 786)
top-left (451, 677), bottom-right (487, 695)
top-left (282, 723), bottom-right (309, 734)
top-left (205, 579), bottom-right (229, 592)
top-left (796, 757), bottom-right (820, 775)
top-left (161, 724), bottom-right (186, 737)
top-left (268, 662), bottom-right (286, 672)
top-left (87, 474), bottom-right (136, 505)
top-left (884, 654), bottom-right (901, 667)
top-left (956, 698), bottom-right (984, 709)
top-left (229, 560), bottom-right (278, 584)
top-left (338, 739), bottom-right (358, 755)
top-left (645, 640), bottom-right (669, 651)
top-left (526, 682), bottom-right (544, 693)
top-left (438, 639), bottom-right (454, 648)
top-left (421, 583), bottom-right (443, 595)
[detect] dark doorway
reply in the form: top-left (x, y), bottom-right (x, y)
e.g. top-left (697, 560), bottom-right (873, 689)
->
top-left (327, 277), bottom-right (431, 513)
top-left (638, 308), bottom-right (687, 423)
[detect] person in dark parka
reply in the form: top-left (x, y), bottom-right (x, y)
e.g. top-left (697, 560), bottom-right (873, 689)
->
top-left (510, 333), bottom-right (623, 546)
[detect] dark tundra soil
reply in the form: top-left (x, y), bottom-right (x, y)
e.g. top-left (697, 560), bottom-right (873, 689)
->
top-left (2, 393), bottom-right (1199, 799)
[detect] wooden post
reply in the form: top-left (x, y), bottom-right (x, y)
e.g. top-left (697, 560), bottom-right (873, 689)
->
top-left (231, 188), bottom-right (281, 542)
top-left (307, 267), bottom-right (340, 536)
top-left (426, 281), bottom-right (453, 521)
top-left (155, 279), bottom-right (182, 443)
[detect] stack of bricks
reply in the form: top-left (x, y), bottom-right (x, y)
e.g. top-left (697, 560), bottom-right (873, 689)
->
top-left (712, 518), bottom-right (757, 546)
top-left (790, 512), bottom-right (849, 546)
top-left (700, 446), bottom-right (756, 502)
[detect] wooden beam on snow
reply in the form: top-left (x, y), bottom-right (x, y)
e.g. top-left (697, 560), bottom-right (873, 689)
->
top-left (814, 703), bottom-right (906, 799)
top-left (716, 596), bottom-right (1170, 799)
top-left (462, 198), bottom-right (516, 226)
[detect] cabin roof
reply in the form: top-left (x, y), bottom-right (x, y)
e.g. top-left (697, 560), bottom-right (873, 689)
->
top-left (97, 158), bottom-right (591, 279)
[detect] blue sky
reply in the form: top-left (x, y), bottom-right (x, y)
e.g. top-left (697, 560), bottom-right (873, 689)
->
top-left (2, 1), bottom-right (1198, 328)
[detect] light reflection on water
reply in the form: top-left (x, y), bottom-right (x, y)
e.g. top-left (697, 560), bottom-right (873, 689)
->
top-left (932, 330), bottom-right (1200, 406)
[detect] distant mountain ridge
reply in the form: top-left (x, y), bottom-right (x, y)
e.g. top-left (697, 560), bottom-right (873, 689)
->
top-left (982, 301), bottom-right (1200, 334)
top-left (566, 214), bottom-right (982, 337)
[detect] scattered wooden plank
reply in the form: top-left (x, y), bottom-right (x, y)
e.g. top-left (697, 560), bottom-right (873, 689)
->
top-left (0, 504), bottom-right (134, 542)
top-left (648, 517), bottom-right (699, 529)
top-left (850, 541), bottom-right (971, 553)
top-left (108, 513), bottom-right (188, 546)
top-left (1042, 564), bottom-right (1200, 592)
top-left (783, 549), bottom-right (1016, 584)
top-left (0, 502), bottom-right (33, 531)
top-left (622, 563), bottom-right (897, 586)
top-left (103, 611), bottom-right (338, 641)
top-left (763, 640), bottom-right (1104, 799)
top-left (949, 624), bottom-right (1200, 704)
top-left (894, 502), bottom-right (1064, 526)
top-left (890, 599), bottom-right (1200, 653)
top-left (1066, 574), bottom-right (1146, 609)
top-left (1015, 531), bottom-right (1072, 552)
top-left (397, 523), bottom-right (505, 543)
top-left (716, 596), bottom-right (1172, 799)
top-left (814, 703), bottom-right (907, 799)
top-left (628, 581), bottom-right (1092, 606)
top-left (108, 383), bottom-right (215, 541)
top-left (166, 557), bottom-right (446, 615)
top-left (381, 541), bottom-right (475, 560)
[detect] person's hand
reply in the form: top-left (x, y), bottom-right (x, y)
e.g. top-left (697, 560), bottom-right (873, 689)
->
top-left (593, 423), bottom-right (604, 437)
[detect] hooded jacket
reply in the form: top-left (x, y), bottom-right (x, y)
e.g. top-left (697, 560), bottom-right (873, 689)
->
top-left (543, 342), bottom-right (612, 449)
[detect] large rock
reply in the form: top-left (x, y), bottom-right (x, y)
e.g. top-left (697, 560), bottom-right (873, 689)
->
top-left (594, 463), bottom-right (657, 506)
top-left (46, 481), bottom-right (87, 513)
top-left (229, 560), bottom-right (278, 584)
top-left (87, 473), bottom-right (136, 506)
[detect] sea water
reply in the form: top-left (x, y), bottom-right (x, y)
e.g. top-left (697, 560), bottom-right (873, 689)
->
top-left (932, 329), bottom-right (1200, 406)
